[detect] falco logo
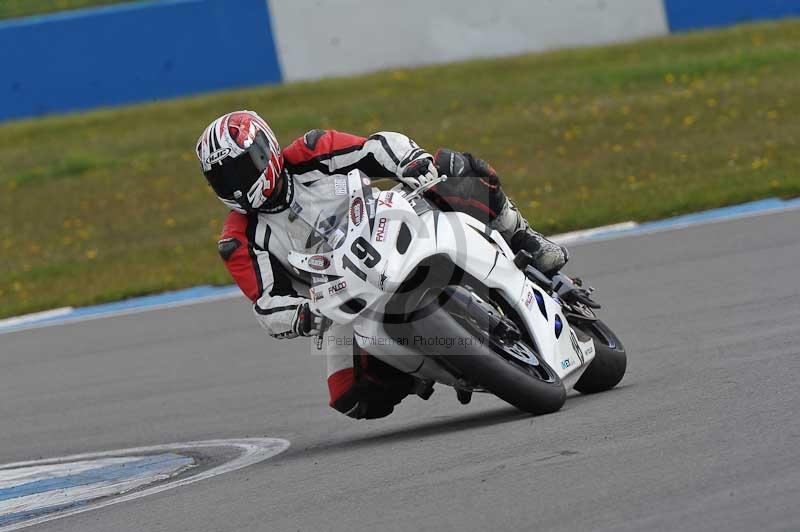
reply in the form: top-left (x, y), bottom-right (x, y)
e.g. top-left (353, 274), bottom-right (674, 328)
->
top-left (375, 217), bottom-right (389, 242)
top-left (308, 255), bottom-right (330, 270)
top-left (206, 148), bottom-right (231, 165)
top-left (328, 280), bottom-right (347, 295)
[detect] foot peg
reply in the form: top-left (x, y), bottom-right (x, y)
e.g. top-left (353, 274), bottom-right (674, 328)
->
top-left (412, 379), bottom-right (435, 400)
top-left (456, 389), bottom-right (473, 405)
top-left (513, 250), bottom-right (534, 270)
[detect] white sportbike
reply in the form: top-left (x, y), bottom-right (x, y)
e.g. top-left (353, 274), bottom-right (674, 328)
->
top-left (289, 170), bottom-right (627, 414)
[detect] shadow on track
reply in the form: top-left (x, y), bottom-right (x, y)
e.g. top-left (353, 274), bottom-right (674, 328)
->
top-left (284, 406), bottom-right (530, 462)
top-left (277, 385), bottom-right (633, 464)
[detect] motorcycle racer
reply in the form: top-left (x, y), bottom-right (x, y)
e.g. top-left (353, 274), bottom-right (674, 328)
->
top-left (196, 110), bottom-right (568, 419)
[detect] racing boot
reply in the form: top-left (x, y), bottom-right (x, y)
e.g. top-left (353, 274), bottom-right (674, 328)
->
top-left (431, 148), bottom-right (568, 276)
top-left (494, 198), bottom-right (569, 276)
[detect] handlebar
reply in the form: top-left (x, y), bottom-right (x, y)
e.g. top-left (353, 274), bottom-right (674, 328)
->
top-left (403, 175), bottom-right (448, 202)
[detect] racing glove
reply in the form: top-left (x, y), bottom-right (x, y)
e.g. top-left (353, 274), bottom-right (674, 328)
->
top-left (292, 302), bottom-right (323, 337)
top-left (398, 154), bottom-right (438, 189)
top-left (434, 149), bottom-right (498, 179)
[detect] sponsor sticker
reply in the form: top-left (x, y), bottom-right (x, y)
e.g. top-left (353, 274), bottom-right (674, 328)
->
top-left (334, 177), bottom-right (347, 196)
top-left (350, 198), bottom-right (364, 227)
top-left (206, 148), bottom-right (231, 165)
top-left (561, 359), bottom-right (571, 369)
top-left (310, 287), bottom-right (324, 302)
top-left (570, 330), bottom-right (585, 364)
top-left (328, 280), bottom-right (347, 296)
top-left (375, 217), bottom-right (389, 242)
top-left (524, 290), bottom-right (535, 309)
top-left (308, 255), bottom-right (331, 271)
top-left (378, 192), bottom-right (394, 208)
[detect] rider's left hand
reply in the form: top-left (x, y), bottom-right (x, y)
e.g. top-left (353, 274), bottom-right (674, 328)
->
top-left (399, 156), bottom-right (438, 189)
top-left (292, 302), bottom-right (323, 337)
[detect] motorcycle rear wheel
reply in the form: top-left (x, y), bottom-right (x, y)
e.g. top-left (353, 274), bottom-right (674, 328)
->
top-left (411, 287), bottom-right (566, 415)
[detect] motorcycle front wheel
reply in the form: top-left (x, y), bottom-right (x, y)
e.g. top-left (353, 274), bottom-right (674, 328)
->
top-left (572, 319), bottom-right (627, 394)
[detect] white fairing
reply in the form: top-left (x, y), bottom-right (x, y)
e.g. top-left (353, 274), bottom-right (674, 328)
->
top-left (287, 171), bottom-right (595, 389)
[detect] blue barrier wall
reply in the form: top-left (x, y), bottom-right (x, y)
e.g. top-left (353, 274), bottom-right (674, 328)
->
top-left (664, 0), bottom-right (800, 31)
top-left (2, 0), bottom-right (800, 122)
top-left (0, 0), bottom-right (282, 121)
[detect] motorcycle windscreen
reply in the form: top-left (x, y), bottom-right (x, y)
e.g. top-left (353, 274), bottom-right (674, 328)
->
top-left (291, 196), bottom-right (351, 253)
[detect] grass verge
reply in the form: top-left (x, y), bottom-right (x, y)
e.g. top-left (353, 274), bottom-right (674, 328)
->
top-left (0, 0), bottom-right (134, 21)
top-left (1, 19), bottom-right (799, 318)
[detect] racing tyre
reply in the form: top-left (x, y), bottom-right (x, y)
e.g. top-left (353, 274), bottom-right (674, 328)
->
top-left (411, 287), bottom-right (566, 415)
top-left (572, 320), bottom-right (626, 394)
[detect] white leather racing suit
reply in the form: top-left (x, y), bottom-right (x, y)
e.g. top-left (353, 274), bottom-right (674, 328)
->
top-left (218, 129), bottom-right (431, 417)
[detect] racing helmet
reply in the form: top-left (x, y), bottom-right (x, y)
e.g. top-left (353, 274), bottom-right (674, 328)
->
top-left (196, 110), bottom-right (284, 213)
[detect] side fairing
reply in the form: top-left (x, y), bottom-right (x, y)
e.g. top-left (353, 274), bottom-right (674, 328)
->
top-left (400, 211), bottom-right (596, 383)
top-left (287, 170), bottom-right (594, 385)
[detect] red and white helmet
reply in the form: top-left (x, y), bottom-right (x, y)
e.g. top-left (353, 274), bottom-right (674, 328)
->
top-left (196, 110), bottom-right (284, 213)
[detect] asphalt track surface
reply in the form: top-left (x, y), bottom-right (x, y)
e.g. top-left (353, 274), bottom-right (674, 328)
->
top-left (2, 208), bottom-right (799, 532)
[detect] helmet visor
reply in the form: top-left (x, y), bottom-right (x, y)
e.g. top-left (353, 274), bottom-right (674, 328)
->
top-left (204, 130), bottom-right (273, 200)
